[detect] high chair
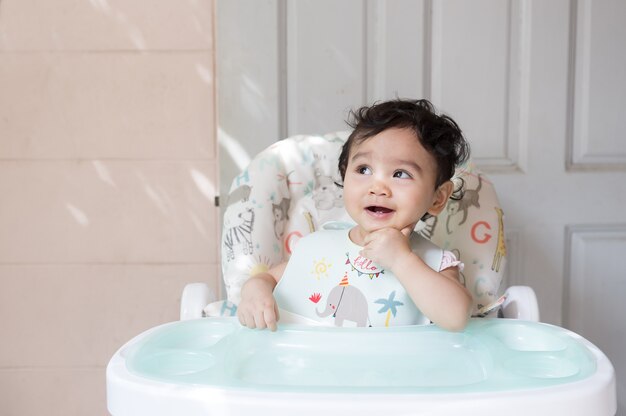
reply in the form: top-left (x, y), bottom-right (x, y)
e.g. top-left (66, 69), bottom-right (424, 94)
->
top-left (107, 133), bottom-right (616, 416)
top-left (181, 131), bottom-right (539, 322)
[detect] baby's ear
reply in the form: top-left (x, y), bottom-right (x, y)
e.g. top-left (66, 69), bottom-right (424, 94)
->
top-left (428, 181), bottom-right (454, 216)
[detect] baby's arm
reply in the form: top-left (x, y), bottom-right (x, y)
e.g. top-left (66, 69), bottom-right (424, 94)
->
top-left (360, 228), bottom-right (472, 331)
top-left (394, 257), bottom-right (471, 331)
top-left (237, 262), bottom-right (287, 331)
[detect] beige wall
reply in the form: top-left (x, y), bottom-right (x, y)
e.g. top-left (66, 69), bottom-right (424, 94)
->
top-left (0, 1), bottom-right (219, 415)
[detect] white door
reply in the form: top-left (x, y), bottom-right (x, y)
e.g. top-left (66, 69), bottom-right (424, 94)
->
top-left (217, 1), bottom-right (625, 411)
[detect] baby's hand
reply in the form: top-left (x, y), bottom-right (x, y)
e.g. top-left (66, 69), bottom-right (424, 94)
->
top-left (237, 275), bottom-right (280, 331)
top-left (360, 227), bottom-right (413, 271)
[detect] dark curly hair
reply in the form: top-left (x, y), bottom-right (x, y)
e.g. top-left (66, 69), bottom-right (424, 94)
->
top-left (338, 98), bottom-right (470, 201)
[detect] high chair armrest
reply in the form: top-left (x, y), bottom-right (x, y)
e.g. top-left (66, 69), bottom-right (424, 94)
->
top-left (501, 285), bottom-right (539, 322)
top-left (180, 283), bottom-right (214, 320)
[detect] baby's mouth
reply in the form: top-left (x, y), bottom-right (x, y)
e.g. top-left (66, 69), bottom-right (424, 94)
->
top-left (366, 206), bottom-right (394, 214)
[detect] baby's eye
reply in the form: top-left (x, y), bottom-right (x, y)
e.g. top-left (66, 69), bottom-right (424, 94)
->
top-left (357, 166), bottom-right (372, 175)
top-left (393, 170), bottom-right (412, 179)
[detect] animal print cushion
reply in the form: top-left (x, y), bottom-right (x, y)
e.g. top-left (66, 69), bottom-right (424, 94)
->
top-left (211, 133), bottom-right (506, 318)
top-left (427, 163), bottom-right (507, 314)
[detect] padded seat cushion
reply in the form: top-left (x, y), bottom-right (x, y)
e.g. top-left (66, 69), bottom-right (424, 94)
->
top-left (219, 133), bottom-right (506, 316)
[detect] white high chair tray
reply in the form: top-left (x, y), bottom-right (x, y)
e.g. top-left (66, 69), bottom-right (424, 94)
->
top-left (107, 318), bottom-right (616, 416)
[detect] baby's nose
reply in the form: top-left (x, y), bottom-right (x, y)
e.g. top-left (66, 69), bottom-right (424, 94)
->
top-left (369, 180), bottom-right (390, 196)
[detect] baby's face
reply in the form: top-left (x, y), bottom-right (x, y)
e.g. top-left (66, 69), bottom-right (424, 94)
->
top-left (342, 127), bottom-right (444, 238)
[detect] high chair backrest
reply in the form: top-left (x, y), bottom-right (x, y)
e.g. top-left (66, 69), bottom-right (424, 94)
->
top-left (221, 133), bottom-right (506, 315)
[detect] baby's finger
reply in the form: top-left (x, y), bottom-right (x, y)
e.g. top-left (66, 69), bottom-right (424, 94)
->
top-left (264, 308), bottom-right (278, 332)
top-left (362, 230), bottom-right (379, 245)
top-left (361, 231), bottom-right (378, 251)
top-left (241, 311), bottom-right (256, 329)
top-left (400, 226), bottom-right (413, 237)
top-left (253, 311), bottom-right (267, 330)
top-left (237, 310), bottom-right (247, 327)
top-left (274, 303), bottom-right (281, 322)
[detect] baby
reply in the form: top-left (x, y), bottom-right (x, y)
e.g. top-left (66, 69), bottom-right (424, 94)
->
top-left (237, 99), bottom-right (472, 331)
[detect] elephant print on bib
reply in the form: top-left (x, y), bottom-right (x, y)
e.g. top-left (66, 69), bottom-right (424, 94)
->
top-left (316, 274), bottom-right (369, 327)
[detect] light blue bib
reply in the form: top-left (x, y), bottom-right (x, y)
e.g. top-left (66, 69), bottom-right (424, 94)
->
top-left (274, 228), bottom-right (443, 327)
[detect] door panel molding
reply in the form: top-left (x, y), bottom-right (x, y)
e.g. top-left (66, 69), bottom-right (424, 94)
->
top-left (567, 0), bottom-right (626, 170)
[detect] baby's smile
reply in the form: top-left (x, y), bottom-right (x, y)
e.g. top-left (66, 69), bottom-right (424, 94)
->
top-left (366, 205), bottom-right (394, 216)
